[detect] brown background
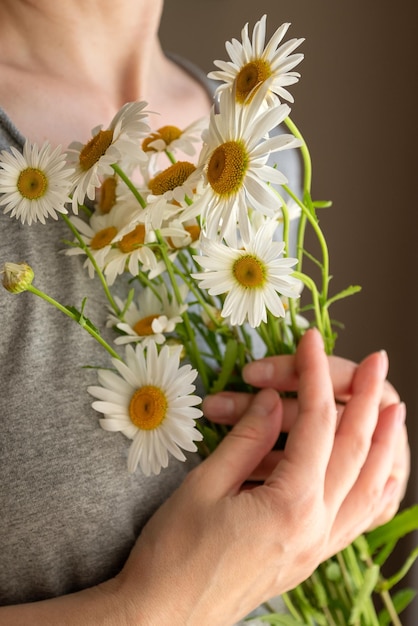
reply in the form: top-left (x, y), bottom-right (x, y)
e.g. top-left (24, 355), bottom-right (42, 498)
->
top-left (159, 1), bottom-right (418, 622)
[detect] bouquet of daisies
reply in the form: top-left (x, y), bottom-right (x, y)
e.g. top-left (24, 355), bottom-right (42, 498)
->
top-left (1, 14), bottom-right (417, 625)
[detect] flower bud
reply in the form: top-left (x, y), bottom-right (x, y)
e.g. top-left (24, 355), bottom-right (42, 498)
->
top-left (1, 262), bottom-right (34, 293)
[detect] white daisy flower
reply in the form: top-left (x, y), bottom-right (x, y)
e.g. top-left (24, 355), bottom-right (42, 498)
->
top-left (65, 201), bottom-right (139, 278)
top-left (108, 284), bottom-right (188, 346)
top-left (192, 219), bottom-right (301, 328)
top-left (0, 140), bottom-right (74, 225)
top-left (67, 101), bottom-right (150, 213)
top-left (182, 84), bottom-right (301, 242)
top-left (88, 342), bottom-right (203, 475)
top-left (147, 160), bottom-right (197, 204)
top-left (142, 117), bottom-right (207, 157)
top-left (103, 218), bottom-right (162, 286)
top-left (208, 15), bottom-right (304, 106)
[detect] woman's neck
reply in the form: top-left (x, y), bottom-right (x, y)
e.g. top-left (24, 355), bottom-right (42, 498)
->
top-left (0, 0), bottom-right (165, 105)
top-left (0, 0), bottom-right (212, 146)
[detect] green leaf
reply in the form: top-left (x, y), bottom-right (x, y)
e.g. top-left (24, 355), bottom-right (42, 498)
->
top-left (312, 200), bottom-right (333, 209)
top-left (366, 505), bottom-right (418, 553)
top-left (378, 589), bottom-right (417, 625)
top-left (209, 338), bottom-right (239, 394)
top-left (65, 300), bottom-right (100, 335)
top-left (252, 615), bottom-right (307, 625)
top-left (379, 546), bottom-right (418, 591)
top-left (325, 285), bottom-right (362, 308)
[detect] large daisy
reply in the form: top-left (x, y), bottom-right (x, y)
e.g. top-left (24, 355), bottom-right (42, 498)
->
top-left (192, 219), bottom-right (300, 328)
top-left (88, 342), bottom-right (203, 475)
top-left (182, 84), bottom-right (301, 242)
top-left (208, 15), bottom-right (304, 106)
top-left (0, 140), bottom-right (73, 225)
top-left (67, 101), bottom-right (150, 213)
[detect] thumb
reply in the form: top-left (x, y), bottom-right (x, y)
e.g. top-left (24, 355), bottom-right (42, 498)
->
top-left (201, 388), bottom-right (283, 498)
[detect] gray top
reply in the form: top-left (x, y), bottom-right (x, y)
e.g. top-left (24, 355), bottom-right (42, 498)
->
top-left (0, 58), bottom-right (301, 606)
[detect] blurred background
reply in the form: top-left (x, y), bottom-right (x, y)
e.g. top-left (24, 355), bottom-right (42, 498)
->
top-left (159, 1), bottom-right (417, 622)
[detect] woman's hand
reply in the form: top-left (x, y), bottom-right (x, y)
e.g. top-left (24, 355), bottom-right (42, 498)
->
top-left (117, 329), bottom-right (407, 626)
top-left (203, 343), bottom-right (410, 530)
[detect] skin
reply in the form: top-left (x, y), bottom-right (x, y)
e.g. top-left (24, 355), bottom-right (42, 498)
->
top-left (0, 1), bottom-right (410, 623)
top-left (1, 329), bottom-right (408, 624)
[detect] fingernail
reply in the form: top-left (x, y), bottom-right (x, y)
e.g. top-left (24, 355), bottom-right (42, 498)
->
top-left (203, 394), bottom-right (234, 416)
top-left (396, 402), bottom-right (406, 426)
top-left (243, 361), bottom-right (274, 385)
top-left (252, 389), bottom-right (279, 417)
top-left (379, 350), bottom-right (389, 377)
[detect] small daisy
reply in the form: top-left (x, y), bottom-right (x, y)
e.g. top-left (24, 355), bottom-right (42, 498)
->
top-left (67, 101), bottom-right (150, 213)
top-left (65, 201), bottom-right (139, 278)
top-left (0, 140), bottom-right (74, 225)
top-left (142, 117), bottom-right (207, 157)
top-left (208, 15), bottom-right (304, 106)
top-left (107, 284), bottom-right (188, 346)
top-left (88, 342), bottom-right (203, 475)
top-left (182, 84), bottom-right (301, 242)
top-left (147, 160), bottom-right (197, 204)
top-left (192, 219), bottom-right (300, 328)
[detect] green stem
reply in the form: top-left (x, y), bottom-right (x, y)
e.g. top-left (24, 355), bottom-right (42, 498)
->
top-left (155, 232), bottom-right (210, 391)
top-left (27, 284), bottom-right (121, 360)
top-left (284, 116), bottom-right (312, 194)
top-left (111, 163), bottom-right (147, 208)
top-left (61, 214), bottom-right (121, 316)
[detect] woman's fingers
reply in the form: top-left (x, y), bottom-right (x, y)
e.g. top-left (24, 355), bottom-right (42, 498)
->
top-left (199, 388), bottom-right (283, 498)
top-left (326, 402), bottom-right (407, 556)
top-left (324, 350), bottom-right (388, 512)
top-left (266, 329), bottom-right (337, 489)
top-left (242, 351), bottom-right (399, 407)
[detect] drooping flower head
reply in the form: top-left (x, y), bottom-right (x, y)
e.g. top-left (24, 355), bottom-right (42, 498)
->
top-left (107, 284), bottom-right (188, 346)
top-left (182, 83), bottom-right (301, 242)
top-left (208, 15), bottom-right (304, 106)
top-left (192, 219), bottom-right (301, 328)
top-left (88, 342), bottom-right (203, 475)
top-left (142, 117), bottom-right (207, 158)
top-left (67, 101), bottom-right (150, 212)
top-left (0, 141), bottom-right (74, 225)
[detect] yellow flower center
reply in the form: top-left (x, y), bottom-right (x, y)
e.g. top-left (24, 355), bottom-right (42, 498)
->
top-left (90, 226), bottom-right (118, 250)
top-left (148, 161), bottom-right (196, 195)
top-left (129, 385), bottom-right (167, 430)
top-left (142, 125), bottom-right (182, 152)
top-left (233, 255), bottom-right (266, 288)
top-left (17, 168), bottom-right (48, 200)
top-left (99, 176), bottom-right (117, 213)
top-left (79, 129), bottom-right (114, 171)
top-left (133, 314), bottom-right (159, 337)
top-left (236, 60), bottom-right (272, 104)
top-left (207, 141), bottom-right (248, 196)
top-left (117, 224), bottom-right (146, 254)
top-left (168, 224), bottom-right (201, 249)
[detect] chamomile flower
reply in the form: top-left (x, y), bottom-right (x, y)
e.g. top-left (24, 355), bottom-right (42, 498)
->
top-left (67, 101), bottom-right (150, 213)
top-left (208, 15), bottom-right (304, 106)
top-left (108, 284), bottom-right (188, 346)
top-left (192, 219), bottom-right (300, 328)
top-left (103, 217), bottom-right (163, 286)
top-left (0, 140), bottom-right (73, 225)
top-left (182, 83), bottom-right (301, 242)
top-left (142, 117), bottom-right (207, 157)
top-left (88, 342), bottom-right (203, 475)
top-left (147, 161), bottom-right (197, 204)
top-left (65, 201), bottom-right (139, 278)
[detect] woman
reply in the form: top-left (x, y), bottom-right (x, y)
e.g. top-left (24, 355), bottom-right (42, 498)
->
top-left (0, 1), bottom-right (409, 623)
